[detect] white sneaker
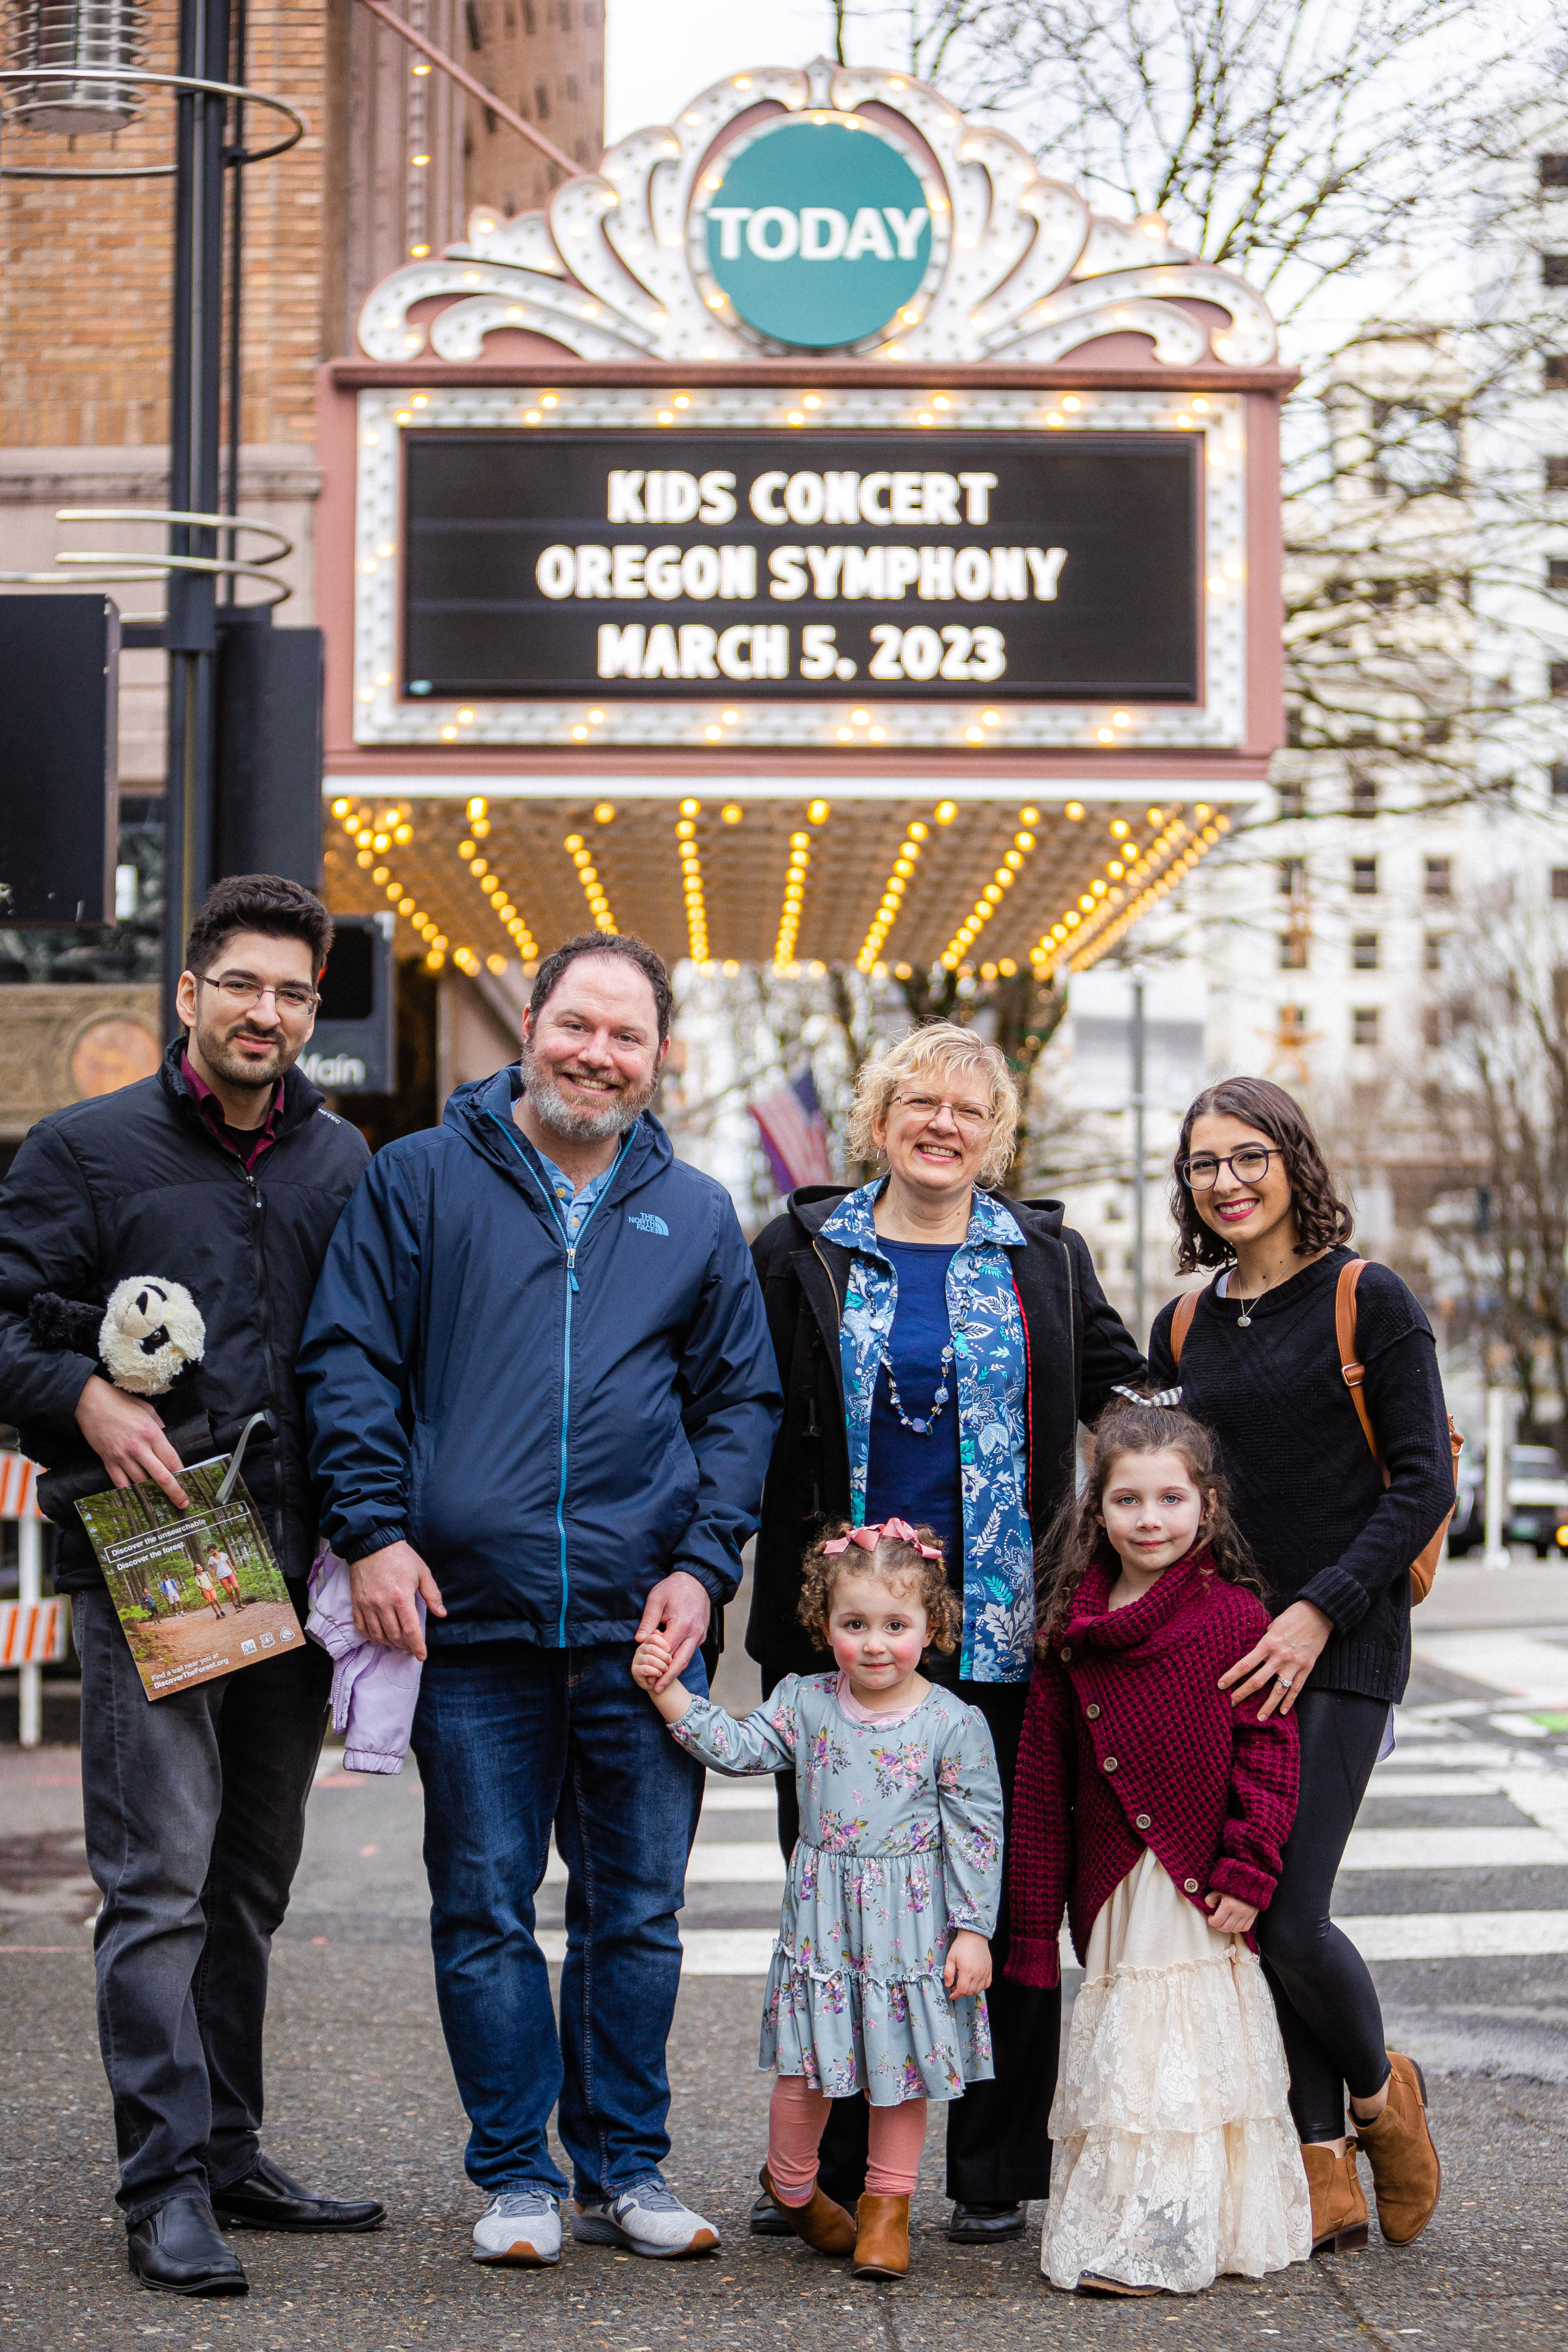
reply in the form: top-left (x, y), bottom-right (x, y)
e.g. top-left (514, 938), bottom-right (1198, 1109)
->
top-left (572, 2180), bottom-right (721, 2259)
top-left (471, 2189), bottom-right (562, 2266)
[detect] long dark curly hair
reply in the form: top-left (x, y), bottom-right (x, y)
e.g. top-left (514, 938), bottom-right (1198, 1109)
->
top-left (1169, 1076), bottom-right (1354, 1275)
top-left (1035, 1398), bottom-right (1264, 1645)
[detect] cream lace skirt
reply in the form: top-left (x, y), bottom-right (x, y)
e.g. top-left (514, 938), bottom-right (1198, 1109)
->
top-left (1043, 1848), bottom-right (1312, 2294)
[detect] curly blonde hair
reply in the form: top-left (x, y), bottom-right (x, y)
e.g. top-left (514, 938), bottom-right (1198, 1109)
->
top-left (847, 1020), bottom-right (1020, 1190)
top-left (797, 1521), bottom-right (961, 1655)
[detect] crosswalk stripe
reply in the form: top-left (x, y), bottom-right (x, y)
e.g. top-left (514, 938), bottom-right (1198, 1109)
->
top-left (1342, 1825), bottom-right (1568, 1869)
top-left (1332, 1909), bottom-right (1568, 1960)
top-left (1414, 1632), bottom-right (1568, 1706)
top-left (540, 1912), bottom-right (1568, 1974)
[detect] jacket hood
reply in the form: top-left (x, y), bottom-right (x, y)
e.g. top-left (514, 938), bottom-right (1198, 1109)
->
top-left (783, 1181), bottom-right (1066, 1243)
top-left (447, 1063), bottom-right (675, 1197)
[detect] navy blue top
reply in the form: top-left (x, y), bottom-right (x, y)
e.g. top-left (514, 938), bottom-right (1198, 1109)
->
top-left (864, 1239), bottom-right (963, 1678)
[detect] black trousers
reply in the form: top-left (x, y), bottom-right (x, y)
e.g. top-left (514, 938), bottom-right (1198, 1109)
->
top-left (762, 1663), bottom-right (1058, 2206)
top-left (1255, 1687), bottom-right (1393, 2143)
top-left (75, 1584), bottom-right (331, 2221)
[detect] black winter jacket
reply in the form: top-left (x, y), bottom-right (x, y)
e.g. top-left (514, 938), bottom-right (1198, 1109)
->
top-left (745, 1184), bottom-right (1145, 1678)
top-left (0, 1039), bottom-right (368, 1592)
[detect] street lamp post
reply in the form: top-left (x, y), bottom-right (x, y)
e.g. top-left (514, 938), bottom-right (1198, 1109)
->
top-left (161, 0), bottom-right (231, 1029)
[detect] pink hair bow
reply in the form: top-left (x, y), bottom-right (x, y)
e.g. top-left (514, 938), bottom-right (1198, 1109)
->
top-left (822, 1518), bottom-right (942, 1560)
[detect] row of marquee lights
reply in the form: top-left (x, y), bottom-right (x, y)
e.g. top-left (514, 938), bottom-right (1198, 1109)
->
top-left (332, 793), bottom-right (1229, 980)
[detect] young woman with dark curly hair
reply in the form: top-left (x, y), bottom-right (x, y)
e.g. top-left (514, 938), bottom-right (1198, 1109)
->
top-left (1147, 1077), bottom-right (1454, 2259)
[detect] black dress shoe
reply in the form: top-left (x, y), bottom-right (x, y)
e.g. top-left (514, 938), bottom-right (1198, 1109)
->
top-left (211, 2153), bottom-right (385, 2233)
top-left (748, 2187), bottom-right (796, 2236)
top-left (127, 2197), bottom-right (249, 2296)
top-left (948, 2200), bottom-right (1028, 2243)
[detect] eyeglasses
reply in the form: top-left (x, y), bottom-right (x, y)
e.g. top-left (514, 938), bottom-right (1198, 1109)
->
top-left (1180, 1145), bottom-right (1283, 1190)
top-left (890, 1091), bottom-right (993, 1134)
top-left (196, 972), bottom-right (319, 1017)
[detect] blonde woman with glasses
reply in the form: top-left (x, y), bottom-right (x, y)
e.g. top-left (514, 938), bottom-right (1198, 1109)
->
top-left (745, 1020), bottom-right (1144, 2249)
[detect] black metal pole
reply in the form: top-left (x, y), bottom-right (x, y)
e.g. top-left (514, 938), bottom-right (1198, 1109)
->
top-left (223, 0), bottom-right (246, 601)
top-left (161, 0), bottom-right (231, 1036)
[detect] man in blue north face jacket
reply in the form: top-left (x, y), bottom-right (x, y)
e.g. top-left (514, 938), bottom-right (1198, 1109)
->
top-left (298, 934), bottom-right (780, 2268)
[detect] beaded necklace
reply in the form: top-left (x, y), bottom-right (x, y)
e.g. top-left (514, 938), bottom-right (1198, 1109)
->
top-left (878, 1262), bottom-right (979, 1436)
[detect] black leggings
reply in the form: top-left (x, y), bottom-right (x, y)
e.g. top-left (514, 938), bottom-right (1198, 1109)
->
top-left (1255, 1687), bottom-right (1394, 2143)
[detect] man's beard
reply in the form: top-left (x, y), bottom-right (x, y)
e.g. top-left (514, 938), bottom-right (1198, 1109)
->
top-left (520, 1041), bottom-right (656, 1142)
top-left (196, 1019), bottom-right (294, 1092)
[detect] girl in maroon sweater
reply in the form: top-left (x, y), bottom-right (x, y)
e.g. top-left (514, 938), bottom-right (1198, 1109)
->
top-left (1008, 1399), bottom-right (1311, 2296)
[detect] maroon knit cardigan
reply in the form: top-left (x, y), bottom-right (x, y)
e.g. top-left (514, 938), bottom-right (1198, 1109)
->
top-left (1005, 1547), bottom-right (1299, 1991)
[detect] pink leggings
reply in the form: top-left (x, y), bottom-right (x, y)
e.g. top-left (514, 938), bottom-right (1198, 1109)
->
top-left (767, 2074), bottom-right (927, 2203)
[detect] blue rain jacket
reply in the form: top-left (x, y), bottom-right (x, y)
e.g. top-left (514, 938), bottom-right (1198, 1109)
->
top-left (297, 1067), bottom-right (782, 1647)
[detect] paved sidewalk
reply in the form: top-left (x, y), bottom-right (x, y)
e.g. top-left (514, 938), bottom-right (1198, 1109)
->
top-left (2, 1737), bottom-right (1567, 2352)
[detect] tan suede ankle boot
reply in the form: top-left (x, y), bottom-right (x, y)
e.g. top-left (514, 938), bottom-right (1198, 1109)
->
top-left (1301, 2142), bottom-right (1369, 2254)
top-left (1353, 2053), bottom-right (1442, 2246)
top-left (757, 2165), bottom-right (858, 2257)
top-left (853, 2193), bottom-right (910, 2278)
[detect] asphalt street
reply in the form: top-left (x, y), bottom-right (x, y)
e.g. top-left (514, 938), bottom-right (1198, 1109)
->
top-left (4, 1562), bottom-right (1568, 2348)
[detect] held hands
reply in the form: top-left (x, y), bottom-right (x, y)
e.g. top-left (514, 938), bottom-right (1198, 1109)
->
top-left (943, 1929), bottom-right (993, 1999)
top-left (631, 1634), bottom-right (694, 1723)
top-left (349, 1540), bottom-right (446, 1660)
top-left (1217, 1598), bottom-right (1334, 1719)
top-left (634, 1569), bottom-right (711, 1690)
top-left (74, 1373), bottom-right (190, 1509)
top-left (1204, 1891), bottom-right (1260, 1935)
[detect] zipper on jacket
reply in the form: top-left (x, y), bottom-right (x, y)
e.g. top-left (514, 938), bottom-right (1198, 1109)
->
top-left (240, 1162), bottom-right (286, 1556)
top-left (486, 1111), bottom-right (634, 1647)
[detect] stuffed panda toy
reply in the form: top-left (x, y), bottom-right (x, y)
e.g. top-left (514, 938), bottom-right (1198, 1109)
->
top-left (25, 1278), bottom-right (210, 1521)
top-left (28, 1277), bottom-right (206, 1397)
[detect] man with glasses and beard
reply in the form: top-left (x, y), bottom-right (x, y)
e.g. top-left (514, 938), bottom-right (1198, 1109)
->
top-left (299, 933), bottom-right (780, 2272)
top-left (0, 875), bottom-right (382, 2297)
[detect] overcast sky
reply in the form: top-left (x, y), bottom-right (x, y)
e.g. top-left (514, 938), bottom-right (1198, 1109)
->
top-left (604, 0), bottom-right (848, 144)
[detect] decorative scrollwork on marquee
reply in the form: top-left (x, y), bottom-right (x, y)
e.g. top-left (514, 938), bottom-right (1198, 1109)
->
top-left (356, 57), bottom-right (1278, 370)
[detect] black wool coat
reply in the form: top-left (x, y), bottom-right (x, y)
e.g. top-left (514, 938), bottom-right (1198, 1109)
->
top-left (745, 1184), bottom-right (1145, 1680)
top-left (0, 1037), bottom-right (368, 1591)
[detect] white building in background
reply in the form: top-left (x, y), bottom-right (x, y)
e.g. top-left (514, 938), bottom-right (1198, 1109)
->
top-left (1056, 132), bottom-right (1568, 1348)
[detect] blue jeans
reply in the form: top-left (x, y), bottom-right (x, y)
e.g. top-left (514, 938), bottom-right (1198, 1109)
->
top-left (412, 1638), bottom-right (707, 2202)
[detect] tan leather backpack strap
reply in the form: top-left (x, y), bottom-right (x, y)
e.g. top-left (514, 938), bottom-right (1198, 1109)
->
top-left (1171, 1289), bottom-right (1200, 1368)
top-left (1336, 1258), bottom-right (1388, 1485)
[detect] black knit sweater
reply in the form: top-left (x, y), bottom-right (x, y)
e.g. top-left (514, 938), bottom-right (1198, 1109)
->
top-left (1148, 1247), bottom-right (1454, 1704)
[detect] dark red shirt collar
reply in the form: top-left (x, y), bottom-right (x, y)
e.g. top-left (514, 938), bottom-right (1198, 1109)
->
top-left (181, 1050), bottom-right (281, 1174)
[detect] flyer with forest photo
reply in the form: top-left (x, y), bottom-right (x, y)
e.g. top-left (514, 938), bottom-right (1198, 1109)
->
top-left (76, 1457), bottom-right (303, 1701)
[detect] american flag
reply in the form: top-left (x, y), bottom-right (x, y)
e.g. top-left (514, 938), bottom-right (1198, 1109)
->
top-left (750, 1069), bottom-right (832, 1194)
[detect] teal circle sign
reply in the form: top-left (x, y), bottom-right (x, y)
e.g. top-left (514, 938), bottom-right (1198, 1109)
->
top-left (702, 118), bottom-right (933, 350)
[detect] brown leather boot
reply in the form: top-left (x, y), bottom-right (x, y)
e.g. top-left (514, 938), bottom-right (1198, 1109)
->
top-left (1354, 2054), bottom-right (1442, 2246)
top-left (853, 2193), bottom-right (910, 2279)
top-left (757, 2166), bottom-right (858, 2258)
top-left (1301, 2142), bottom-right (1369, 2254)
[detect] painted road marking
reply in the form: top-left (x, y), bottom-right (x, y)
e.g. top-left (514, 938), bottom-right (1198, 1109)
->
top-left (1341, 1826), bottom-right (1568, 1870)
top-left (1414, 1632), bottom-right (1568, 1706)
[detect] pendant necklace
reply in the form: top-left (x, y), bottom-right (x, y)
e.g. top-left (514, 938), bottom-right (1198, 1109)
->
top-left (1232, 1266), bottom-right (1270, 1329)
top-left (881, 1268), bottom-right (978, 1435)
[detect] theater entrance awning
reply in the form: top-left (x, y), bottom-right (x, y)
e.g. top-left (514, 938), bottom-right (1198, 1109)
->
top-left (321, 779), bottom-right (1244, 982)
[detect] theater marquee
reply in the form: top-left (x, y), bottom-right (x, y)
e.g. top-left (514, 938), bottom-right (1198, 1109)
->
top-left (314, 56), bottom-right (1293, 980)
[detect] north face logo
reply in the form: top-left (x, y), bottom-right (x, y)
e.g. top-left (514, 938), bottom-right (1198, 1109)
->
top-left (628, 1212), bottom-right (669, 1236)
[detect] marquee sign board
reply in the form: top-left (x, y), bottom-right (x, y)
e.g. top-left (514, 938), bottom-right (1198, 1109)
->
top-left (333, 57), bottom-right (1288, 767)
top-left (402, 429), bottom-right (1199, 703)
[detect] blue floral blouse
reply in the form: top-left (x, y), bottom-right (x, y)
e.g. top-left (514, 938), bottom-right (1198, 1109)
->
top-left (670, 1673), bottom-right (1004, 2103)
top-left (820, 1181), bottom-right (1035, 1683)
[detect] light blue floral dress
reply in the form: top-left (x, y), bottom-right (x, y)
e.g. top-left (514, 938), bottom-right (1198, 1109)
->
top-left (820, 1181), bottom-right (1036, 1683)
top-left (669, 1672), bottom-right (1005, 2105)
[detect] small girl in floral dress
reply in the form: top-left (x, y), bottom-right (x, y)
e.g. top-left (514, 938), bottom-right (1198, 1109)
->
top-left (633, 1518), bottom-right (1004, 2282)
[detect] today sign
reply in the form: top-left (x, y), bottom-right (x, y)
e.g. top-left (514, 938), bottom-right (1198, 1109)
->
top-left (698, 116), bottom-right (936, 350)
